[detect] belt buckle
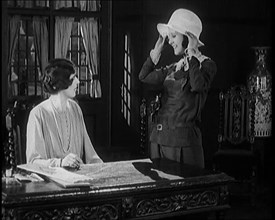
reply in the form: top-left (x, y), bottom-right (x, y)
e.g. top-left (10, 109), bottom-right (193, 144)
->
top-left (157, 124), bottom-right (162, 131)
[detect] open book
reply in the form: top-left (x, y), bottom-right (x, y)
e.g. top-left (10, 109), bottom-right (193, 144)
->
top-left (17, 163), bottom-right (93, 188)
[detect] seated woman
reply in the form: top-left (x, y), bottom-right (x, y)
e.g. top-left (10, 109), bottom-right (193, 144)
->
top-left (26, 58), bottom-right (103, 169)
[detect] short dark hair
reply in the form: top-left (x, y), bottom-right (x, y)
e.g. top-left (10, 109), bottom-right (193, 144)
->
top-left (182, 34), bottom-right (189, 49)
top-left (42, 58), bottom-right (75, 94)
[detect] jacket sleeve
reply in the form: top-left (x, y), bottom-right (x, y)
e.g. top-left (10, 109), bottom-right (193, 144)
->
top-left (139, 56), bottom-right (168, 85)
top-left (188, 57), bottom-right (217, 92)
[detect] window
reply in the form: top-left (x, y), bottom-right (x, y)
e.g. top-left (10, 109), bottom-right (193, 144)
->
top-left (67, 21), bottom-right (90, 95)
top-left (7, 0), bottom-right (102, 100)
top-left (121, 34), bottom-right (131, 126)
top-left (9, 18), bottom-right (43, 98)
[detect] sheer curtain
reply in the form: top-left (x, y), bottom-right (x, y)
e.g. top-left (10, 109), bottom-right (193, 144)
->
top-left (32, 16), bottom-right (49, 80)
top-left (54, 0), bottom-right (72, 9)
top-left (8, 0), bottom-right (100, 10)
top-left (54, 0), bottom-right (101, 11)
top-left (7, 16), bottom-right (21, 97)
top-left (79, 0), bottom-right (101, 11)
top-left (54, 17), bottom-right (74, 58)
top-left (8, 16), bottom-right (20, 70)
top-left (80, 18), bottom-right (102, 98)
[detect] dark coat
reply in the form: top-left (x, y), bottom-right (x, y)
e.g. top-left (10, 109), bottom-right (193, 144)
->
top-left (139, 55), bottom-right (217, 147)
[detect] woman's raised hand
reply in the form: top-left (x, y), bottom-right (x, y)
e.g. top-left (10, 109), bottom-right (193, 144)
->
top-left (185, 31), bottom-right (199, 50)
top-left (150, 35), bottom-right (166, 65)
top-left (154, 35), bottom-right (166, 51)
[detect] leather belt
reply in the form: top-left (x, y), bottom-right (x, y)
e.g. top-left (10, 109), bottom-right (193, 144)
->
top-left (156, 121), bottom-right (197, 131)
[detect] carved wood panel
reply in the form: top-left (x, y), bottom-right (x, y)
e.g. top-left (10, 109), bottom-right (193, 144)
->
top-left (2, 186), bottom-right (229, 220)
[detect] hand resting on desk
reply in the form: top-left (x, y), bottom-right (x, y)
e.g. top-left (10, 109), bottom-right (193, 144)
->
top-left (61, 153), bottom-right (83, 170)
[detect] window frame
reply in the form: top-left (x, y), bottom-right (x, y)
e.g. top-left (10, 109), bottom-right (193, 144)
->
top-left (6, 0), bottom-right (103, 101)
top-left (121, 33), bottom-right (132, 126)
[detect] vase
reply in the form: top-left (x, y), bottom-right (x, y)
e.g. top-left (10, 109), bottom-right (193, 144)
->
top-left (247, 46), bottom-right (272, 137)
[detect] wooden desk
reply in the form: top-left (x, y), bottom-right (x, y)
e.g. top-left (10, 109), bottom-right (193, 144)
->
top-left (2, 158), bottom-right (234, 220)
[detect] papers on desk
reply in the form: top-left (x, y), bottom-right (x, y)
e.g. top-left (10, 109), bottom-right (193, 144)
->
top-left (14, 173), bottom-right (44, 182)
top-left (17, 159), bottom-right (184, 189)
top-left (74, 158), bottom-right (184, 188)
top-left (17, 164), bottom-right (93, 188)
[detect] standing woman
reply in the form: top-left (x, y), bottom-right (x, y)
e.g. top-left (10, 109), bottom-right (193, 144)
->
top-left (26, 58), bottom-right (103, 168)
top-left (139, 8), bottom-right (217, 168)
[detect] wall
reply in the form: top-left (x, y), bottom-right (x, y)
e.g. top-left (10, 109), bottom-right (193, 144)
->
top-left (110, 0), bottom-right (145, 158)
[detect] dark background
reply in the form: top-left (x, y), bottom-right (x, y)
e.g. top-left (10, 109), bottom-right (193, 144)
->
top-left (111, 0), bottom-right (272, 170)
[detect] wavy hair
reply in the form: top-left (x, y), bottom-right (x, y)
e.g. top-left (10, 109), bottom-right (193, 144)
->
top-left (42, 58), bottom-right (75, 94)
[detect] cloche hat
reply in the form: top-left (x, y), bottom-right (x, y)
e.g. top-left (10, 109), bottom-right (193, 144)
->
top-left (157, 8), bottom-right (204, 46)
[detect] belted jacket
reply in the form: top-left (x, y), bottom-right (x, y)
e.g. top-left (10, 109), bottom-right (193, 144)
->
top-left (139, 55), bottom-right (217, 147)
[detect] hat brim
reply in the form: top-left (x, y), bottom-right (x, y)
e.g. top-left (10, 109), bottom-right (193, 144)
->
top-left (157, 23), bottom-right (204, 47)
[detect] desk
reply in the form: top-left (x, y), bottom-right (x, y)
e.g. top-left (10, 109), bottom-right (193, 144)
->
top-left (2, 158), bottom-right (234, 220)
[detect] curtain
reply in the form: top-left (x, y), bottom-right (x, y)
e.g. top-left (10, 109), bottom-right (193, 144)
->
top-left (8, 0), bottom-right (49, 8)
top-left (7, 16), bottom-right (21, 97)
top-left (7, 0), bottom-right (101, 10)
top-left (53, 0), bottom-right (100, 11)
top-left (54, 17), bottom-right (74, 58)
top-left (80, 18), bottom-right (102, 98)
top-left (32, 16), bottom-right (49, 80)
top-left (54, 0), bottom-right (72, 9)
top-left (79, 0), bottom-right (101, 11)
top-left (8, 16), bottom-right (20, 70)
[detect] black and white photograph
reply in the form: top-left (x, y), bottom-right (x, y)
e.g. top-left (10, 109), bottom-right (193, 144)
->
top-left (1, 0), bottom-right (272, 219)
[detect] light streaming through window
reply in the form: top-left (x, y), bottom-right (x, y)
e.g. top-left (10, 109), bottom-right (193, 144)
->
top-left (67, 21), bottom-right (90, 95)
top-left (121, 34), bottom-right (131, 126)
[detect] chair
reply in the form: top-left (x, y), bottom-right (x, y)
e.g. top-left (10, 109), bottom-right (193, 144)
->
top-left (140, 98), bottom-right (147, 156)
top-left (212, 84), bottom-right (259, 205)
top-left (4, 103), bottom-right (17, 172)
top-left (4, 98), bottom-right (41, 171)
top-left (139, 94), bottom-right (162, 158)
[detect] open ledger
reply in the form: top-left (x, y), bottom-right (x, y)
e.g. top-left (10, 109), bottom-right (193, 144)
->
top-left (17, 163), bottom-right (94, 188)
top-left (17, 158), bottom-right (183, 188)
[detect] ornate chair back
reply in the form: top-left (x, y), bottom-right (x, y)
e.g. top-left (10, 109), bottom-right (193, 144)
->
top-left (218, 84), bottom-right (255, 150)
top-left (4, 98), bottom-right (42, 170)
top-left (213, 84), bottom-right (258, 205)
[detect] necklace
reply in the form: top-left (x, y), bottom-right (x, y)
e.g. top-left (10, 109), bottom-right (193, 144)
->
top-left (50, 99), bottom-right (71, 151)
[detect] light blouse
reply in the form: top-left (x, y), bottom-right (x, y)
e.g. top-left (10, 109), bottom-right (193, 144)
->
top-left (26, 98), bottom-right (103, 167)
